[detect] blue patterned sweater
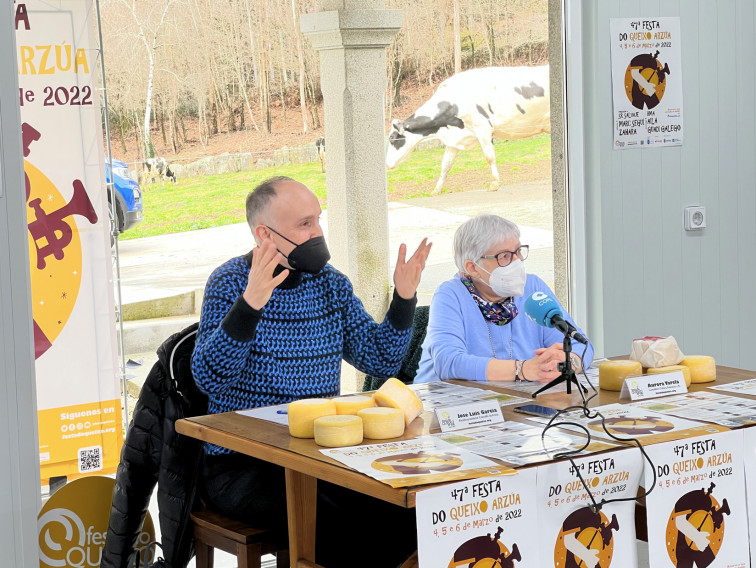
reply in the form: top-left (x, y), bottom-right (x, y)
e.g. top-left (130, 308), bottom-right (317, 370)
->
top-left (191, 252), bottom-right (416, 455)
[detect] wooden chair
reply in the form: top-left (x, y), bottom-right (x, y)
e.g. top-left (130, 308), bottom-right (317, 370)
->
top-left (191, 509), bottom-right (290, 568)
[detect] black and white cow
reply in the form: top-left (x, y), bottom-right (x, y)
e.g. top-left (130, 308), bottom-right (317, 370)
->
top-left (386, 65), bottom-right (550, 195)
top-left (143, 157), bottom-right (177, 185)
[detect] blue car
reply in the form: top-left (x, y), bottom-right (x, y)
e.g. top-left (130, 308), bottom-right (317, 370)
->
top-left (105, 158), bottom-right (143, 242)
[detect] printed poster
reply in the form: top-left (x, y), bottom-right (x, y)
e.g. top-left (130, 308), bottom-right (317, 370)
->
top-left (610, 17), bottom-right (683, 149)
top-left (15, 1), bottom-right (122, 483)
top-left (642, 430), bottom-right (749, 568)
top-left (321, 437), bottom-right (514, 488)
top-left (536, 448), bottom-right (643, 568)
top-left (416, 468), bottom-right (539, 568)
top-left (743, 428), bottom-right (756, 564)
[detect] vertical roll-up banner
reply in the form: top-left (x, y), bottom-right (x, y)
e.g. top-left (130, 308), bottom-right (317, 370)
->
top-left (14, 1), bottom-right (122, 484)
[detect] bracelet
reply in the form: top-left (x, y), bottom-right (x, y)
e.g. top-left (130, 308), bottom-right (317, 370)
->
top-left (514, 360), bottom-right (524, 381)
top-left (570, 354), bottom-right (580, 371)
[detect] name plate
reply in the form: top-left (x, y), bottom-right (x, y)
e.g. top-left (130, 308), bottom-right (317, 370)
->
top-left (435, 400), bottom-right (504, 432)
top-left (620, 371), bottom-right (688, 401)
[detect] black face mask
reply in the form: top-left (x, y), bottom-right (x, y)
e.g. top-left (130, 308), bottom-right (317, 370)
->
top-left (265, 226), bottom-right (331, 274)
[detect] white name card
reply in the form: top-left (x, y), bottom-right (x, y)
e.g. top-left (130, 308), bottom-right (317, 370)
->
top-left (620, 371), bottom-right (688, 401)
top-left (435, 400), bottom-right (504, 432)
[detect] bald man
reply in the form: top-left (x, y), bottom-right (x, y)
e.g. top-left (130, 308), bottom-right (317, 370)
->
top-left (192, 176), bottom-right (431, 567)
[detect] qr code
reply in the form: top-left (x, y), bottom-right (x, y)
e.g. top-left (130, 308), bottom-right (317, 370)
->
top-left (78, 446), bottom-right (103, 473)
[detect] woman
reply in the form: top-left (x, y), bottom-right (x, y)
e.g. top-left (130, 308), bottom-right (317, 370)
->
top-left (415, 214), bottom-right (593, 384)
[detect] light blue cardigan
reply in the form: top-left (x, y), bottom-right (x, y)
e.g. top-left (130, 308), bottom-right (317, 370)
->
top-left (414, 274), bottom-right (594, 383)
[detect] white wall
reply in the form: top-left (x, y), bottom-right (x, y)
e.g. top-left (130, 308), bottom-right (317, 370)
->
top-left (0, 2), bottom-right (42, 565)
top-left (572, 0), bottom-right (756, 366)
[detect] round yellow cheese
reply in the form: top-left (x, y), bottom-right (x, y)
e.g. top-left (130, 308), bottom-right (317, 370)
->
top-left (358, 407), bottom-right (405, 439)
top-left (646, 365), bottom-right (692, 387)
top-left (334, 395), bottom-right (375, 415)
top-left (373, 378), bottom-right (424, 426)
top-left (598, 360), bottom-right (643, 391)
top-left (287, 398), bottom-right (338, 438)
top-left (679, 355), bottom-right (716, 383)
top-left (313, 415), bottom-right (363, 447)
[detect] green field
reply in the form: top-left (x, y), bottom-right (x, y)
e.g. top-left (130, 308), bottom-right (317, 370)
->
top-left (122, 134), bottom-right (550, 240)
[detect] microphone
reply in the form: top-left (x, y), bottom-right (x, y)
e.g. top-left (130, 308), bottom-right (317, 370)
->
top-left (524, 291), bottom-right (588, 344)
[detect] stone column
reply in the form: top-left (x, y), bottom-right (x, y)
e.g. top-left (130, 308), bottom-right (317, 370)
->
top-left (301, 2), bottom-right (402, 393)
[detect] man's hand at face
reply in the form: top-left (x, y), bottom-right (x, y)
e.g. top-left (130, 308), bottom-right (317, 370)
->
top-left (393, 238), bottom-right (432, 300)
top-left (243, 239), bottom-right (290, 310)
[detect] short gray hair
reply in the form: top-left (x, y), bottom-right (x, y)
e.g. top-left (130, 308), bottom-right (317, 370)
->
top-left (245, 176), bottom-right (294, 228)
top-left (453, 214), bottom-right (520, 273)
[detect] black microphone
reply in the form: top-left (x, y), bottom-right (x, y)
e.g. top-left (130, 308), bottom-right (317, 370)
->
top-left (524, 291), bottom-right (588, 345)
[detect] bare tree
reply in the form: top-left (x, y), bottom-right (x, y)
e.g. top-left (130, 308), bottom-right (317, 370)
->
top-left (291, 0), bottom-right (308, 134)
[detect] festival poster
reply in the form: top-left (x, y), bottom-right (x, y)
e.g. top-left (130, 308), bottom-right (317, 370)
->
top-left (610, 17), bottom-right (683, 149)
top-left (642, 430), bottom-right (749, 568)
top-left (416, 468), bottom-right (539, 568)
top-left (743, 428), bottom-right (756, 564)
top-left (15, 1), bottom-right (122, 483)
top-left (536, 448), bottom-right (643, 568)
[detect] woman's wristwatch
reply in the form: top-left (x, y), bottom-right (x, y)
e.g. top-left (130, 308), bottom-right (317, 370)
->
top-left (514, 360), bottom-right (525, 381)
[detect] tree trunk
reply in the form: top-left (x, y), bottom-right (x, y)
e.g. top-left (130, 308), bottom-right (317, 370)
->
top-left (453, 0), bottom-right (461, 73)
top-left (291, 0), bottom-right (308, 133)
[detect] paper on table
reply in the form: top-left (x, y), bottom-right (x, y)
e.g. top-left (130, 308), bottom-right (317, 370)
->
top-left (236, 403), bottom-right (290, 426)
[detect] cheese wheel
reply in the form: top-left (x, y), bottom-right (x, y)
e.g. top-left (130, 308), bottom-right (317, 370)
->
top-left (679, 356), bottom-right (717, 383)
top-left (313, 415), bottom-right (363, 447)
top-left (598, 360), bottom-right (643, 391)
top-left (358, 407), bottom-right (405, 439)
top-left (287, 398), bottom-right (338, 438)
top-left (646, 365), bottom-right (692, 387)
top-left (334, 395), bottom-right (375, 415)
top-left (373, 378), bottom-right (424, 426)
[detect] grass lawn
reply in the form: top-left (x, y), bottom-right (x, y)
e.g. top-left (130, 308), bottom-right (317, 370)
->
top-left (122, 134), bottom-right (550, 240)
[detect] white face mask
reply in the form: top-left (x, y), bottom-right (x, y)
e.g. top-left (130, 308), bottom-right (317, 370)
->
top-left (476, 259), bottom-right (527, 298)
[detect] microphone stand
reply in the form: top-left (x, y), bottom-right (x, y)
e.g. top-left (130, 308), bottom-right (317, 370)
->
top-left (531, 334), bottom-right (588, 399)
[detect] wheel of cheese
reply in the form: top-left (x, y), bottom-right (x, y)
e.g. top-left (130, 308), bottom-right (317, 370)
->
top-left (598, 360), bottom-right (642, 391)
top-left (334, 395), bottom-right (375, 415)
top-left (679, 356), bottom-right (717, 383)
top-left (373, 378), bottom-right (424, 426)
top-left (358, 407), bottom-right (405, 439)
top-left (313, 415), bottom-right (363, 447)
top-left (287, 398), bottom-right (337, 438)
top-left (646, 365), bottom-right (692, 387)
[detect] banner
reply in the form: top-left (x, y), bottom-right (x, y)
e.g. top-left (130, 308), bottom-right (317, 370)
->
top-left (743, 428), bottom-right (756, 564)
top-left (610, 17), bottom-right (683, 149)
top-left (15, 1), bottom-right (122, 483)
top-left (536, 448), bottom-right (643, 568)
top-left (416, 468), bottom-right (539, 568)
top-left (642, 430), bottom-right (749, 568)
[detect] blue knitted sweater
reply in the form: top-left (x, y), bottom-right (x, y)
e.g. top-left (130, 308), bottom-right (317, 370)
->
top-left (191, 252), bottom-right (416, 455)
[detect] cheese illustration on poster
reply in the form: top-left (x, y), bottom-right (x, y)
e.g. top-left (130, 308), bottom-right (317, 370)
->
top-left (589, 415), bottom-right (675, 436)
top-left (415, 468), bottom-right (540, 568)
top-left (536, 448), bottom-right (643, 568)
top-left (372, 451), bottom-right (464, 475)
top-left (642, 430), bottom-right (749, 568)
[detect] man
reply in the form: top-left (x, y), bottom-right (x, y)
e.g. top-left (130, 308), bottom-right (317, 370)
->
top-left (191, 176), bottom-right (432, 567)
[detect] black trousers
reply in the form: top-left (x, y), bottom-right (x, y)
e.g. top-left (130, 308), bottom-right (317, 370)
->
top-left (202, 452), bottom-right (417, 568)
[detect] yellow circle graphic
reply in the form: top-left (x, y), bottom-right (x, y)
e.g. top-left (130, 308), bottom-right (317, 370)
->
top-left (371, 451), bottom-right (464, 475)
top-left (664, 484), bottom-right (730, 567)
top-left (554, 508), bottom-right (619, 568)
top-left (449, 526), bottom-right (521, 568)
top-left (588, 416), bottom-right (675, 436)
top-left (623, 50), bottom-right (671, 110)
top-left (38, 476), bottom-right (155, 568)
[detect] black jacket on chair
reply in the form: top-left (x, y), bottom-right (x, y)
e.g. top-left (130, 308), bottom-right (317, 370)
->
top-left (101, 323), bottom-right (207, 568)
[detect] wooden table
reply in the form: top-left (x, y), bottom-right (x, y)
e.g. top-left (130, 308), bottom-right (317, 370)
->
top-left (175, 364), bottom-right (755, 568)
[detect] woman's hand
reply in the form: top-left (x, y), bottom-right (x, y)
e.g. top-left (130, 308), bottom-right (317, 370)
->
top-left (522, 342), bottom-right (572, 382)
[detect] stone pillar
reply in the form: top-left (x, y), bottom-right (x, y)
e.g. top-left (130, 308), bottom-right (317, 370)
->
top-left (301, 3), bottom-right (402, 393)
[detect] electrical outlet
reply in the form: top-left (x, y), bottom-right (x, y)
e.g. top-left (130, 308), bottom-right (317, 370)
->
top-left (684, 206), bottom-right (706, 231)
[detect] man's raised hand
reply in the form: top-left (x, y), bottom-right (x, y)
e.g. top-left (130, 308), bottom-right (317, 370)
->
top-left (243, 239), bottom-right (289, 310)
top-left (393, 238), bottom-right (432, 300)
